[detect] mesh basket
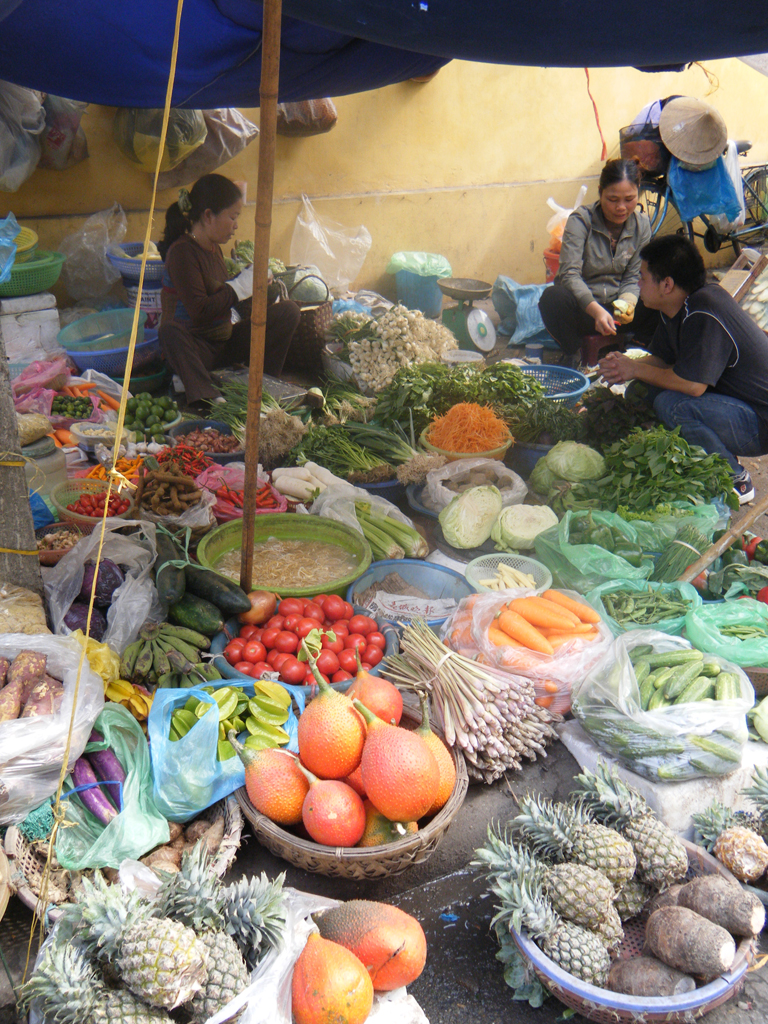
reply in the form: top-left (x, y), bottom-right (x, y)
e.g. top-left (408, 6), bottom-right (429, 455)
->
top-left (517, 365), bottom-right (590, 407)
top-left (106, 242), bottom-right (166, 282)
top-left (50, 479), bottom-right (137, 534)
top-left (464, 553), bottom-right (552, 593)
top-left (67, 332), bottom-right (160, 377)
top-left (58, 309), bottom-right (147, 353)
top-left (0, 251), bottom-right (66, 297)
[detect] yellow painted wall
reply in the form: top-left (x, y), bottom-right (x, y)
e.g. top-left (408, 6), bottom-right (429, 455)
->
top-left (3, 57), bottom-right (768, 306)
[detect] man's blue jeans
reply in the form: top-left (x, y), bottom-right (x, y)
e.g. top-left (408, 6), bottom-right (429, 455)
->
top-left (633, 385), bottom-right (768, 475)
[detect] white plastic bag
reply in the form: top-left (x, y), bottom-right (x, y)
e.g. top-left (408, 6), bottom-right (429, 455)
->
top-left (139, 489), bottom-right (217, 534)
top-left (290, 194), bottom-right (372, 291)
top-left (0, 633), bottom-right (104, 824)
top-left (545, 184), bottom-right (588, 252)
top-left (709, 140), bottom-right (747, 232)
top-left (0, 79), bottom-right (45, 191)
top-left (59, 202), bottom-right (127, 300)
top-left (311, 483), bottom-right (415, 534)
top-left (155, 108), bottom-right (259, 189)
top-left (39, 95), bottom-right (89, 170)
top-left (425, 457), bottom-right (527, 512)
top-left (44, 522), bottom-right (160, 654)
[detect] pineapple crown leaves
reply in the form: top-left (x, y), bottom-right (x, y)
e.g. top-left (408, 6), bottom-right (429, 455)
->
top-left (76, 871), bottom-right (148, 962)
top-left (18, 940), bottom-right (102, 1022)
top-left (742, 765), bottom-right (768, 808)
top-left (512, 794), bottom-right (595, 861)
top-left (489, 874), bottom-right (558, 943)
top-left (471, 823), bottom-right (544, 885)
top-left (156, 840), bottom-right (225, 933)
top-left (692, 801), bottom-right (740, 851)
top-left (221, 871), bottom-right (287, 968)
top-left (572, 759), bottom-right (649, 828)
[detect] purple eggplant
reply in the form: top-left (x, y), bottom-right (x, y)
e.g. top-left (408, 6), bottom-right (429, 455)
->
top-left (71, 757), bottom-right (118, 825)
top-left (86, 747), bottom-right (126, 811)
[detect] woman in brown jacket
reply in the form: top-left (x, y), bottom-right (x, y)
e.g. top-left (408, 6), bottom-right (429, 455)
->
top-left (157, 174), bottom-right (300, 412)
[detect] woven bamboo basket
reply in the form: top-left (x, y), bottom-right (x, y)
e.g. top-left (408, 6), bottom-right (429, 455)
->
top-left (3, 795), bottom-right (244, 927)
top-left (236, 704), bottom-right (468, 880)
top-left (0, 846), bottom-right (10, 925)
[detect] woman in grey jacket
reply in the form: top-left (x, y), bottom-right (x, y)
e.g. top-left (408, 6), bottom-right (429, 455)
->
top-left (538, 159), bottom-right (659, 366)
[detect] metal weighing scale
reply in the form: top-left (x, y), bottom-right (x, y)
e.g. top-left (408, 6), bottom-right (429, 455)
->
top-left (438, 277), bottom-right (497, 353)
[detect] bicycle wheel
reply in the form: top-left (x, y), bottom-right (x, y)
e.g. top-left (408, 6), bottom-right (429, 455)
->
top-left (639, 178), bottom-right (693, 240)
top-left (743, 165), bottom-right (768, 233)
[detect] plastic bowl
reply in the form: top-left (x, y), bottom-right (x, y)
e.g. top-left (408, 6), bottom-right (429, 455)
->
top-left (504, 440), bottom-right (553, 479)
top-left (197, 513), bottom-right (372, 599)
top-left (464, 553), bottom-right (552, 593)
top-left (355, 478), bottom-right (406, 503)
top-left (58, 309), bottom-right (147, 353)
top-left (420, 426), bottom-right (512, 463)
top-left (167, 419), bottom-right (244, 465)
top-left (347, 557), bottom-right (475, 631)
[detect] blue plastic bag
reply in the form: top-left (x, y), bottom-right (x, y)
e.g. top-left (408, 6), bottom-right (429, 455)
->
top-left (0, 211), bottom-right (19, 283)
top-left (492, 276), bottom-right (551, 344)
top-left (148, 679), bottom-right (304, 822)
top-left (667, 156), bottom-right (741, 224)
top-left (29, 490), bottom-right (54, 529)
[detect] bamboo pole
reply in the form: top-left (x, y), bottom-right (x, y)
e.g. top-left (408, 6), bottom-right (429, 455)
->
top-left (240, 0), bottom-right (282, 593)
top-left (678, 493), bottom-right (768, 582)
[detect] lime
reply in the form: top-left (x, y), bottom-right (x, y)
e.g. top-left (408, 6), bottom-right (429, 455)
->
top-left (158, 396), bottom-right (172, 409)
top-left (126, 398), bottom-right (138, 413)
top-left (163, 408), bottom-right (177, 422)
top-left (138, 392), bottom-right (153, 402)
top-left (145, 414), bottom-right (159, 427)
top-left (151, 404), bottom-right (164, 417)
top-left (152, 431), bottom-right (166, 443)
top-left (136, 404), bottom-right (151, 422)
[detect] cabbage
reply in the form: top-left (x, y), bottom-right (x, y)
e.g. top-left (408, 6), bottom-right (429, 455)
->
top-left (545, 441), bottom-right (605, 483)
top-left (529, 457), bottom-right (557, 497)
top-left (491, 504), bottom-right (558, 551)
top-left (438, 485), bottom-right (502, 549)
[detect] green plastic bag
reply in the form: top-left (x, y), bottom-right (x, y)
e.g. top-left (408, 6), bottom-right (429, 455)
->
top-left (585, 579), bottom-right (702, 638)
top-left (534, 510), bottom-right (652, 595)
top-left (386, 251), bottom-right (452, 277)
top-left (625, 502), bottom-right (722, 553)
top-left (56, 703), bottom-right (169, 870)
top-left (685, 598), bottom-right (768, 667)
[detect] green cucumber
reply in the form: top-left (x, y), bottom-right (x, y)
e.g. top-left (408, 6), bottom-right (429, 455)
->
top-left (634, 659), bottom-right (651, 685)
top-left (639, 675), bottom-right (656, 711)
top-left (664, 660), bottom-right (708, 700)
top-left (674, 676), bottom-right (715, 705)
top-left (629, 645), bottom-right (654, 664)
top-left (653, 667), bottom-right (675, 691)
top-left (155, 532), bottom-right (186, 605)
top-left (168, 592), bottom-right (225, 636)
top-left (715, 672), bottom-right (741, 702)
top-left (647, 687), bottom-right (671, 711)
top-left (184, 563), bottom-right (252, 615)
top-left (690, 733), bottom-right (742, 762)
top-left (697, 660), bottom-right (722, 678)
top-left (645, 649), bottom-right (704, 670)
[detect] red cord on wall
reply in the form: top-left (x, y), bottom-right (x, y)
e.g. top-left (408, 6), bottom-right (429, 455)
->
top-left (584, 68), bottom-right (607, 161)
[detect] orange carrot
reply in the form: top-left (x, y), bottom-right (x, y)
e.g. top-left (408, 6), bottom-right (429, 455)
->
top-left (541, 680), bottom-right (560, 693)
top-left (488, 625), bottom-right (524, 648)
top-left (538, 623), bottom-right (594, 637)
top-left (535, 695), bottom-right (555, 708)
top-left (426, 402), bottom-right (510, 453)
top-left (496, 609), bottom-right (553, 655)
top-left (96, 390), bottom-right (120, 411)
top-left (548, 631), bottom-right (598, 650)
top-left (54, 428), bottom-right (75, 445)
top-left (507, 596), bottom-right (579, 631)
top-left (47, 432), bottom-right (63, 448)
top-left (60, 385), bottom-right (75, 397)
top-left (74, 381), bottom-right (96, 391)
top-left (542, 589), bottom-right (601, 624)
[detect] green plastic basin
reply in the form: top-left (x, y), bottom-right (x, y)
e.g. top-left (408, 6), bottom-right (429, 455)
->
top-left (196, 513), bottom-right (372, 599)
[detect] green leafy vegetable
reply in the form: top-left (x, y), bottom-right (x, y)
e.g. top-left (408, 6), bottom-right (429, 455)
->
top-left (438, 485), bottom-right (503, 549)
top-left (490, 504), bottom-right (558, 552)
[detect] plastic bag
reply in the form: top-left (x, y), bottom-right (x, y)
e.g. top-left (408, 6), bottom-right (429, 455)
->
top-left (667, 155), bottom-right (742, 224)
top-left (39, 95), bottom-right (88, 170)
top-left (425, 457), bottom-right (527, 512)
top-left (0, 633), bottom-right (104, 825)
top-left (44, 523), bottom-right (159, 654)
top-left (0, 210), bottom-right (19, 283)
top-left (113, 107), bottom-right (207, 173)
top-left (545, 184), bottom-right (588, 252)
top-left (310, 483), bottom-right (416, 535)
top-left (12, 356), bottom-right (70, 396)
top-left (59, 202), bottom-right (127, 301)
top-left (442, 590), bottom-right (613, 714)
top-left (290, 194), bottom-right (372, 291)
top-left (386, 251), bottom-right (452, 278)
top-left (55, 703), bottom-right (169, 869)
top-left (570, 629), bottom-right (753, 782)
top-left (276, 98), bottom-right (338, 137)
top-left (156, 108), bottom-right (259, 189)
top-left (0, 80), bottom-right (44, 191)
top-left (13, 386), bottom-right (55, 416)
top-left (29, 490), bottom-right (54, 530)
top-left (685, 598), bottom-right (768, 667)
top-left (624, 501), bottom-right (720, 553)
top-left (148, 680), bottom-right (304, 822)
top-left (0, 582), bottom-right (50, 635)
top-left (534, 510), bottom-right (652, 594)
top-left (709, 140), bottom-right (747, 232)
top-left (491, 276), bottom-right (550, 344)
top-left (584, 579), bottom-right (702, 637)
top-left (139, 488), bottom-right (217, 533)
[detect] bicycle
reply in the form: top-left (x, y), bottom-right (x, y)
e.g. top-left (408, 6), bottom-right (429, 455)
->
top-left (619, 124), bottom-right (768, 255)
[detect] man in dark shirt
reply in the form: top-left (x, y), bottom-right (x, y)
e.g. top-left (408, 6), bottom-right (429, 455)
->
top-left (599, 234), bottom-right (768, 504)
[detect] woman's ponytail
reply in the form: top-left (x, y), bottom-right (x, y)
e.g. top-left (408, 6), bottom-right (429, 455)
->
top-left (158, 201), bottom-right (190, 259)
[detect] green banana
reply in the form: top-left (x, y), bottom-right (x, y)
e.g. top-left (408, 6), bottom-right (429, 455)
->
top-left (132, 642), bottom-right (155, 683)
top-left (157, 635), bottom-right (202, 664)
top-left (166, 648), bottom-right (195, 674)
top-left (119, 640), bottom-right (143, 680)
top-left (151, 640), bottom-right (171, 679)
top-left (193, 661), bottom-right (222, 682)
top-left (139, 621), bottom-right (161, 641)
top-left (158, 623), bottom-right (211, 650)
top-left (156, 672), bottom-right (179, 688)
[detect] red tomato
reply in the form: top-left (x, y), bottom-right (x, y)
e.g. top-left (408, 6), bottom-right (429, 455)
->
top-left (243, 640), bottom-right (267, 664)
top-left (278, 598), bottom-right (304, 616)
top-left (330, 620), bottom-right (350, 635)
top-left (343, 634), bottom-right (368, 653)
top-left (249, 661), bottom-right (271, 677)
top-left (233, 661), bottom-right (256, 676)
top-left (302, 603), bottom-right (324, 623)
top-left (341, 601), bottom-right (355, 619)
top-left (265, 614), bottom-right (286, 630)
top-left (338, 649), bottom-right (359, 674)
top-left (266, 648), bottom-right (283, 667)
top-left (316, 650), bottom-right (340, 676)
top-left (349, 614), bottom-right (376, 636)
top-left (238, 624), bottom-right (258, 641)
top-left (250, 627), bottom-right (265, 643)
top-left (322, 594), bottom-right (346, 621)
top-left (360, 662), bottom-right (373, 672)
top-left (271, 652), bottom-right (292, 673)
top-left (745, 536), bottom-right (764, 560)
top-left (224, 642), bottom-right (246, 666)
top-left (331, 669), bottom-right (353, 683)
top-left (279, 655), bottom-right (306, 685)
top-left (283, 614), bottom-right (303, 632)
top-left (274, 630), bottom-right (299, 654)
top-left (295, 617), bottom-right (320, 639)
top-left (321, 633), bottom-right (344, 654)
top-left (362, 645), bottom-right (383, 667)
top-left (261, 627), bottom-right (281, 649)
top-left (304, 668), bottom-right (330, 686)
top-left (758, 586), bottom-right (768, 605)
top-left (366, 631), bottom-right (386, 650)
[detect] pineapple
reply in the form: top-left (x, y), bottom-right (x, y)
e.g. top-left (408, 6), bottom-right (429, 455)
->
top-left (18, 938), bottom-right (172, 1024)
top-left (573, 760), bottom-right (688, 890)
top-left (156, 841), bottom-right (250, 1023)
top-left (473, 824), bottom-right (622, 948)
top-left (491, 874), bottom-right (611, 987)
top-left (512, 793), bottom-right (636, 891)
top-left (76, 872), bottom-right (208, 1010)
top-left (221, 871), bottom-right (288, 969)
top-left (713, 826), bottom-right (768, 882)
top-left (692, 800), bottom-right (742, 851)
top-left (741, 766), bottom-right (768, 841)
top-left (612, 876), bottom-right (652, 922)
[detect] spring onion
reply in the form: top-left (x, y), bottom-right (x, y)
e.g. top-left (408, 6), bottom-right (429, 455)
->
top-left (354, 501), bottom-right (428, 559)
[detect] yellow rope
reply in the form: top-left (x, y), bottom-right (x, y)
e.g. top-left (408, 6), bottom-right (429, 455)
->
top-left (23, 0), bottom-right (187, 981)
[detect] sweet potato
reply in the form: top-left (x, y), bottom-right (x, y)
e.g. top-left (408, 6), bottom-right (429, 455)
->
top-left (0, 657), bottom-right (9, 690)
top-left (607, 955), bottom-right (695, 997)
top-left (647, 884), bottom-right (683, 917)
top-left (184, 819), bottom-right (212, 844)
top-left (0, 677), bottom-right (25, 721)
top-left (142, 845), bottom-right (182, 871)
top-left (7, 650), bottom-right (47, 704)
top-left (21, 676), bottom-right (64, 718)
top-left (645, 905), bottom-right (736, 982)
top-left (168, 821), bottom-right (184, 842)
top-left (677, 874), bottom-right (765, 937)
